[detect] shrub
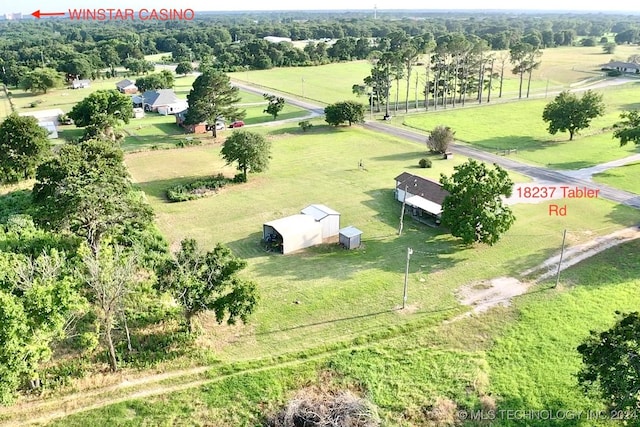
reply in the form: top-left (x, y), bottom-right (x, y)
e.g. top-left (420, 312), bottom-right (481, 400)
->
top-left (419, 158), bottom-right (432, 168)
top-left (298, 120), bottom-right (313, 132)
top-left (166, 174), bottom-right (230, 202)
top-left (607, 69), bottom-right (622, 77)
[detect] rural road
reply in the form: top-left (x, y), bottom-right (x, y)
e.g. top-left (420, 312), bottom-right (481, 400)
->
top-left (364, 121), bottom-right (640, 209)
top-left (229, 75), bottom-right (640, 210)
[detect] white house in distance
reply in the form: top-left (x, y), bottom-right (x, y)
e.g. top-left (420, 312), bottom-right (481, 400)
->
top-left (395, 172), bottom-right (450, 226)
top-left (263, 204), bottom-right (341, 254)
top-left (19, 108), bottom-right (64, 139)
top-left (134, 89), bottom-right (188, 115)
top-left (70, 79), bottom-right (91, 89)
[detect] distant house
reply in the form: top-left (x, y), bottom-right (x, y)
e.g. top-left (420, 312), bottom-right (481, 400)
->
top-left (263, 36), bottom-right (292, 43)
top-left (139, 89), bottom-right (188, 115)
top-left (19, 109), bottom-right (64, 139)
top-left (38, 121), bottom-right (58, 139)
top-left (600, 61), bottom-right (640, 74)
top-left (116, 79), bottom-right (138, 94)
top-left (175, 109), bottom-right (207, 134)
top-left (71, 79), bottom-right (91, 89)
top-left (395, 172), bottom-right (450, 225)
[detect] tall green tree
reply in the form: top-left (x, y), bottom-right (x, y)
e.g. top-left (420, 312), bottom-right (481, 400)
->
top-left (0, 113), bottom-right (50, 183)
top-left (577, 312), bottom-right (640, 412)
top-left (68, 90), bottom-right (133, 141)
top-left (175, 61), bottom-right (193, 76)
top-left (135, 71), bottom-right (174, 92)
top-left (0, 291), bottom-right (28, 404)
top-left (324, 101), bottom-right (365, 126)
top-left (156, 239), bottom-right (258, 333)
top-left (81, 244), bottom-right (138, 372)
top-left (184, 69), bottom-right (245, 138)
top-left (220, 130), bottom-right (271, 182)
top-left (263, 93), bottom-right (285, 120)
top-left (440, 159), bottom-right (515, 245)
top-left (20, 68), bottom-right (63, 94)
top-left (542, 90), bottom-right (605, 141)
top-left (427, 125), bottom-right (455, 154)
top-left (613, 110), bottom-right (640, 147)
top-left (32, 139), bottom-right (152, 256)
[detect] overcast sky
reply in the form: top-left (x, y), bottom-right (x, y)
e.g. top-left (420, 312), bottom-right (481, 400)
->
top-left (2, 0), bottom-right (638, 16)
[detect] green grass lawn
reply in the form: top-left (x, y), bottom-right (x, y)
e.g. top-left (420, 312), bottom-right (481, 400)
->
top-left (125, 123), bottom-right (638, 362)
top-left (46, 239), bottom-right (640, 426)
top-left (592, 161), bottom-right (640, 194)
top-left (401, 83), bottom-right (640, 170)
top-left (225, 45), bottom-right (640, 107)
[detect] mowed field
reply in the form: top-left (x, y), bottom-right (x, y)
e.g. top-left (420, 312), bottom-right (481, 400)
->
top-left (227, 45), bottom-right (640, 106)
top-left (125, 122), bottom-right (638, 361)
top-left (402, 82), bottom-right (640, 170)
top-left (593, 161), bottom-right (640, 194)
top-left (47, 127), bottom-right (640, 425)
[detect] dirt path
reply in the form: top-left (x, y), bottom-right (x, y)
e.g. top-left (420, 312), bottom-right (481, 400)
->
top-left (457, 226), bottom-right (640, 314)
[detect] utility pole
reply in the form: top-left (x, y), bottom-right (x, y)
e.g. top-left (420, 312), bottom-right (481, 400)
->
top-left (554, 229), bottom-right (567, 288)
top-left (402, 247), bottom-right (413, 309)
top-left (398, 184), bottom-right (408, 236)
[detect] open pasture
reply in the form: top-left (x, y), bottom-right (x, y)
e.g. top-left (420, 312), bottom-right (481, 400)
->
top-left (402, 82), bottom-right (640, 169)
top-left (125, 123), bottom-right (638, 360)
top-left (227, 45), bottom-right (640, 107)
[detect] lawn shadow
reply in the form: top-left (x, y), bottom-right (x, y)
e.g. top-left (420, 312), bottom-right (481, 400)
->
top-left (473, 135), bottom-right (548, 154)
top-left (546, 160), bottom-right (595, 170)
top-left (370, 150), bottom-right (432, 162)
top-left (266, 123), bottom-right (346, 137)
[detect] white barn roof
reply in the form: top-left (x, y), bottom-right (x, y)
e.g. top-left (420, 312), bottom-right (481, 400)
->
top-left (264, 214), bottom-right (318, 233)
top-left (19, 109), bottom-right (64, 123)
top-left (264, 214), bottom-right (323, 254)
top-left (301, 204), bottom-right (340, 220)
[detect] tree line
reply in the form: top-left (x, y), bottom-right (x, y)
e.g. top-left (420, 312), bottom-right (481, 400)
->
top-left (1, 11), bottom-right (638, 87)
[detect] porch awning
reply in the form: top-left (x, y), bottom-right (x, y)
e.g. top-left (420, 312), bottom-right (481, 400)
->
top-left (405, 195), bottom-right (442, 216)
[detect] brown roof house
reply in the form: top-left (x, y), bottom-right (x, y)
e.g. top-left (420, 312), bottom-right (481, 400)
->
top-left (395, 172), bottom-right (450, 226)
top-left (116, 79), bottom-right (138, 94)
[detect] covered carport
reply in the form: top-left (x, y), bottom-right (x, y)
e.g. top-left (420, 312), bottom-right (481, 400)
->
top-left (263, 214), bottom-right (323, 254)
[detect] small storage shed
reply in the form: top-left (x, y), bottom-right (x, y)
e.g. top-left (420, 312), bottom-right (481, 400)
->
top-left (300, 204), bottom-right (340, 239)
top-left (263, 214), bottom-right (323, 254)
top-left (339, 226), bottom-right (362, 250)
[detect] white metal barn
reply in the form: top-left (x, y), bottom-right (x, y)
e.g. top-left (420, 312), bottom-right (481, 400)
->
top-left (263, 215), bottom-right (323, 254)
top-left (300, 204), bottom-right (340, 239)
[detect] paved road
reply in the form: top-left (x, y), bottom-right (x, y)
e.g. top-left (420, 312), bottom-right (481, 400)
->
top-left (364, 121), bottom-right (640, 209)
top-left (228, 77), bottom-right (640, 210)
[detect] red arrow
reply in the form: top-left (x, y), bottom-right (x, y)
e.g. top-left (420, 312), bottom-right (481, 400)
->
top-left (31, 10), bottom-right (66, 19)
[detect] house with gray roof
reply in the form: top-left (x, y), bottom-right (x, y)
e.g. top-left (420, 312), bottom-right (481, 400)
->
top-left (600, 61), bottom-right (640, 74)
top-left (138, 89), bottom-right (188, 115)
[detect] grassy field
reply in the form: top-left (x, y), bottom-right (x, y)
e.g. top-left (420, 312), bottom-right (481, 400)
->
top-left (124, 123), bottom-right (638, 361)
top-left (44, 238), bottom-right (640, 426)
top-left (227, 45), bottom-right (640, 106)
top-left (592, 161), bottom-right (640, 194)
top-left (400, 82), bottom-right (640, 169)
